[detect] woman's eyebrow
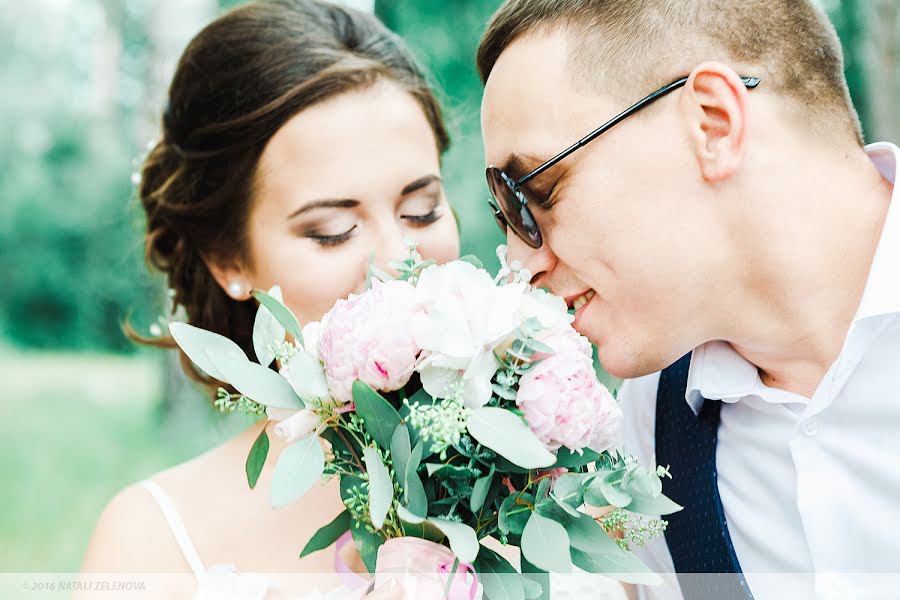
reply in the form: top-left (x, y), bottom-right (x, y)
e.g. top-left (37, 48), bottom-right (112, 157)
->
top-left (288, 198), bottom-right (359, 219)
top-left (401, 174), bottom-right (441, 195)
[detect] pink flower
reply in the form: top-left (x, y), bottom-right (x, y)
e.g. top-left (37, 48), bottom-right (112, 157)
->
top-left (516, 329), bottom-right (623, 454)
top-left (318, 280), bottom-right (421, 404)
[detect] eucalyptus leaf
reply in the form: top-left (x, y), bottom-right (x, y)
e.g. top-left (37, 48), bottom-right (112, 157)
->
top-left (564, 512), bottom-right (625, 556)
top-left (520, 556), bottom-right (549, 600)
top-left (521, 511), bottom-right (571, 573)
top-left (625, 493), bottom-right (683, 516)
top-left (570, 548), bottom-right (662, 586)
top-left (470, 464), bottom-right (495, 513)
top-left (551, 447), bottom-right (602, 469)
top-left (270, 435), bottom-right (324, 508)
top-left (474, 546), bottom-right (525, 600)
top-left (245, 427), bottom-right (269, 490)
top-left (404, 460), bottom-right (428, 517)
top-left (252, 286), bottom-right (285, 367)
top-left (397, 504), bottom-right (425, 524)
top-left (550, 472), bottom-right (596, 509)
top-left (498, 494), bottom-right (531, 536)
top-left (427, 518), bottom-right (479, 563)
top-left (353, 381), bottom-right (402, 450)
top-left (458, 255), bottom-right (484, 269)
top-left (363, 447), bottom-right (393, 530)
top-left (214, 350), bottom-right (304, 409)
top-left (169, 321), bottom-right (241, 382)
top-left (251, 289), bottom-right (304, 347)
top-left (351, 522), bottom-right (383, 574)
top-left (390, 424), bottom-right (412, 480)
top-left (467, 408), bottom-right (555, 469)
top-left (299, 510), bottom-right (351, 558)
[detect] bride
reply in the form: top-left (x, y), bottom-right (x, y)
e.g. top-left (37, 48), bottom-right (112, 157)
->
top-left (79, 1), bottom-right (460, 597)
top-left (79, 1), bottom-right (630, 598)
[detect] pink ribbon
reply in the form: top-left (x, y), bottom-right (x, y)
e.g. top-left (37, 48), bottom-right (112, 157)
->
top-left (438, 558), bottom-right (479, 600)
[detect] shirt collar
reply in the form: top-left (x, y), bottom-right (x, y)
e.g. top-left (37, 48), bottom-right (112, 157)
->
top-left (685, 142), bottom-right (900, 414)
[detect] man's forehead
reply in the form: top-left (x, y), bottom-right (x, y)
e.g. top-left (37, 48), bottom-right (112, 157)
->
top-left (481, 30), bottom-right (614, 169)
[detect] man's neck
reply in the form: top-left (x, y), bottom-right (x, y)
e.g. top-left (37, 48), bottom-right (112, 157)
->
top-left (720, 145), bottom-right (893, 398)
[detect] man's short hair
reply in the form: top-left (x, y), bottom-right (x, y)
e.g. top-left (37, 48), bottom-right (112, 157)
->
top-left (477, 0), bottom-right (863, 145)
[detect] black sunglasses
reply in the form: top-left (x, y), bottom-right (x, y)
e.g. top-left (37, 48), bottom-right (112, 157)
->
top-left (486, 75), bottom-right (762, 248)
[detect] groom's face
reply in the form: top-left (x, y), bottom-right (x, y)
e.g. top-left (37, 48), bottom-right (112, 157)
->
top-left (481, 31), bottom-right (713, 378)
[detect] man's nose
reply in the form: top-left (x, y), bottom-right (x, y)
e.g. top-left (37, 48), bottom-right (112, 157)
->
top-left (506, 231), bottom-right (555, 285)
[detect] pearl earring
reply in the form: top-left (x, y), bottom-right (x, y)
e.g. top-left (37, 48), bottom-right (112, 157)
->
top-left (228, 281), bottom-right (244, 299)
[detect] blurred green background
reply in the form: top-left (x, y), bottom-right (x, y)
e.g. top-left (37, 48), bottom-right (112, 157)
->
top-left (2, 0), bottom-right (898, 573)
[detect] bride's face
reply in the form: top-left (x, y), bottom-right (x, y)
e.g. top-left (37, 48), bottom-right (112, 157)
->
top-left (241, 82), bottom-right (460, 324)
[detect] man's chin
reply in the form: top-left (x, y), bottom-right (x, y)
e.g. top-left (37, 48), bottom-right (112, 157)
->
top-left (595, 341), bottom-right (665, 380)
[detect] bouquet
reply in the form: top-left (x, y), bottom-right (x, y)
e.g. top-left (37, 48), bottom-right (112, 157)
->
top-left (170, 244), bottom-right (681, 599)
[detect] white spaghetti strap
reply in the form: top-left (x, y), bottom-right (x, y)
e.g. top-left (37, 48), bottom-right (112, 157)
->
top-left (139, 479), bottom-right (206, 579)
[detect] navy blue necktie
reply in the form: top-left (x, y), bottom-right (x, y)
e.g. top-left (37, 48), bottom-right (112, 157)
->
top-left (655, 353), bottom-right (754, 600)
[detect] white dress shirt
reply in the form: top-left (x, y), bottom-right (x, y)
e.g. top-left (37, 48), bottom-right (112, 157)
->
top-left (619, 142), bottom-right (900, 600)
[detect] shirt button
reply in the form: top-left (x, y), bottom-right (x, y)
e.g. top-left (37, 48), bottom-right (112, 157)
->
top-left (803, 418), bottom-right (819, 437)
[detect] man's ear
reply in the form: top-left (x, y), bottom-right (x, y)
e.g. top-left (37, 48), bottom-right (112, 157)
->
top-left (679, 62), bottom-right (750, 182)
top-left (205, 254), bottom-right (253, 301)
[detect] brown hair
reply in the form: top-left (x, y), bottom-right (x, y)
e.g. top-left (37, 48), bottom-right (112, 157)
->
top-left (132, 0), bottom-right (449, 391)
top-left (477, 0), bottom-right (863, 144)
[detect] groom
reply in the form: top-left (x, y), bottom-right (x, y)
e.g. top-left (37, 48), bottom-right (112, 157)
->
top-left (478, 1), bottom-right (900, 599)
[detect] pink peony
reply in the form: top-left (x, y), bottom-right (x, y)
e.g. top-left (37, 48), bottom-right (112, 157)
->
top-left (318, 280), bottom-right (421, 404)
top-left (516, 329), bottom-right (623, 454)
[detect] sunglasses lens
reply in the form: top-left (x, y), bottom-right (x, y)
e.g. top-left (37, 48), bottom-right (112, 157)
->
top-left (485, 167), bottom-right (542, 248)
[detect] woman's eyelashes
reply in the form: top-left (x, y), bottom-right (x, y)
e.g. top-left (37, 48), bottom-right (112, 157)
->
top-left (307, 224), bottom-right (358, 247)
top-left (401, 207), bottom-right (442, 225)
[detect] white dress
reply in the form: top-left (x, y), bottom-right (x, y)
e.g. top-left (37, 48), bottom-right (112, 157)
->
top-left (140, 479), bottom-right (626, 600)
top-left (140, 479), bottom-right (352, 600)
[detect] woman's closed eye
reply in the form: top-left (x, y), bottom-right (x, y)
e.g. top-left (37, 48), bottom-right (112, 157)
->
top-left (401, 207), bottom-right (442, 225)
top-left (304, 224), bottom-right (358, 247)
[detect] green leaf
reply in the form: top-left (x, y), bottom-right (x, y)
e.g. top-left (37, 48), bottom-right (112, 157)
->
top-left (498, 494), bottom-right (531, 536)
top-left (170, 321), bottom-right (302, 408)
top-left (245, 427), bottom-right (269, 490)
top-left (252, 286), bottom-right (285, 367)
top-left (390, 424), bottom-right (412, 480)
top-left (397, 504), bottom-right (425, 524)
top-left (551, 447), bottom-right (602, 469)
top-left (550, 472), bottom-right (595, 509)
top-left (270, 435), bottom-right (324, 508)
top-left (565, 512), bottom-right (624, 556)
top-left (214, 350), bottom-right (304, 409)
top-left (350, 521), bottom-right (383, 574)
top-left (521, 511), bottom-right (572, 573)
top-left (470, 464), bottom-right (495, 513)
top-left (401, 441), bottom-right (427, 516)
top-left (427, 518), bottom-right (479, 563)
top-left (425, 463), bottom-right (481, 478)
top-left (363, 447), bottom-right (393, 530)
top-left (299, 510), bottom-right (351, 558)
top-left (520, 556), bottom-right (549, 600)
top-left (625, 469), bottom-right (664, 499)
top-left (353, 381), bottom-right (402, 450)
top-left (625, 493), bottom-right (683, 516)
top-left (251, 289), bottom-right (304, 347)
top-left (467, 408), bottom-right (555, 469)
top-left (570, 548), bottom-right (662, 585)
top-left (169, 321), bottom-right (242, 382)
top-left (585, 471), bottom-right (632, 508)
top-left (474, 546), bottom-right (525, 600)
top-left (458, 255), bottom-right (484, 269)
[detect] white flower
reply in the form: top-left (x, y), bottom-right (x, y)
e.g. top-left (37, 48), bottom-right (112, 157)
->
top-left (413, 261), bottom-right (526, 407)
top-left (271, 408), bottom-right (321, 444)
top-left (279, 348), bottom-right (330, 402)
top-left (517, 287), bottom-right (574, 332)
